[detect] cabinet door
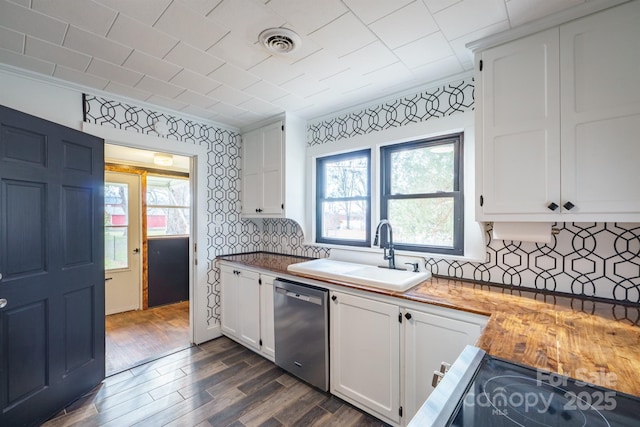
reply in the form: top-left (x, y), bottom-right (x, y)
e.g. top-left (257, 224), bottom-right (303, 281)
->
top-left (261, 121), bottom-right (284, 214)
top-left (560, 1), bottom-right (640, 214)
top-left (479, 28), bottom-right (561, 215)
top-left (238, 269), bottom-right (261, 351)
top-left (330, 292), bottom-right (400, 425)
top-left (259, 274), bottom-right (276, 360)
top-left (220, 265), bottom-right (239, 337)
top-left (242, 129), bottom-right (262, 215)
top-left (403, 309), bottom-right (484, 421)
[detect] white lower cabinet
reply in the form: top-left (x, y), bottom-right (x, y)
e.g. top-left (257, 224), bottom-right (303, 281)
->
top-left (330, 290), bottom-right (487, 426)
top-left (219, 264), bottom-right (275, 360)
top-left (330, 291), bottom-right (401, 425)
top-left (403, 307), bottom-right (485, 422)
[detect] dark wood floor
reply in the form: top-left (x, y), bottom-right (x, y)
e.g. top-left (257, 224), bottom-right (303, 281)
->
top-left (44, 336), bottom-right (388, 427)
top-left (106, 301), bottom-right (190, 375)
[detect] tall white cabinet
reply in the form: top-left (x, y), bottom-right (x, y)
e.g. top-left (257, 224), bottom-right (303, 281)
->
top-left (474, 1), bottom-right (640, 222)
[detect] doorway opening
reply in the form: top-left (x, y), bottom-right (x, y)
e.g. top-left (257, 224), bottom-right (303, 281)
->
top-left (104, 144), bottom-right (192, 375)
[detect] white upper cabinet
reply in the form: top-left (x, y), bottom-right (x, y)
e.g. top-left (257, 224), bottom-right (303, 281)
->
top-left (475, 1), bottom-right (640, 222)
top-left (241, 114), bottom-right (306, 228)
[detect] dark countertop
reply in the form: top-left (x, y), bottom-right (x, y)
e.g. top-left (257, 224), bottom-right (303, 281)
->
top-left (216, 252), bottom-right (640, 397)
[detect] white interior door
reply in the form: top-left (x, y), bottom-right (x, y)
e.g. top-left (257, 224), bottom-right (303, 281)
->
top-left (105, 171), bottom-right (141, 315)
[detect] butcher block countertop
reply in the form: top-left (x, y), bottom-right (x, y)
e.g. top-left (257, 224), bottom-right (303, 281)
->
top-left (217, 252), bottom-right (640, 397)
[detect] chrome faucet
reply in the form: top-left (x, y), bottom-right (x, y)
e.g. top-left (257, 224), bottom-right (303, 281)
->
top-left (373, 219), bottom-right (396, 269)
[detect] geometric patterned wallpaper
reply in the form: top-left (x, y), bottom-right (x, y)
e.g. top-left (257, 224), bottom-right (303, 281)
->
top-left (84, 94), bottom-right (262, 324)
top-left (265, 77), bottom-right (640, 305)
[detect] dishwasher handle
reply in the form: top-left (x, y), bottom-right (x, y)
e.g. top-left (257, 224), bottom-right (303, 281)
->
top-left (275, 286), bottom-right (323, 306)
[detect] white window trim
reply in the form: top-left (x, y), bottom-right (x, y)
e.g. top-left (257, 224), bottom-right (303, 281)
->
top-left (304, 111), bottom-right (486, 263)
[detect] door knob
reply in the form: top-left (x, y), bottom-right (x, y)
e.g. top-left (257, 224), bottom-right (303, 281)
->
top-left (133, 248), bottom-right (140, 254)
top-left (404, 312), bottom-right (412, 320)
top-left (0, 298), bottom-right (7, 309)
top-left (563, 201), bottom-right (575, 210)
top-left (547, 202), bottom-right (559, 211)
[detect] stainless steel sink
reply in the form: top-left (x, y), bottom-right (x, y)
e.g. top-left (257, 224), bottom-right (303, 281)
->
top-left (287, 259), bottom-right (431, 292)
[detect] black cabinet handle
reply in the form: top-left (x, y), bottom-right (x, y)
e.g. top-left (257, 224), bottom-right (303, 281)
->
top-left (547, 202), bottom-right (558, 211)
top-left (331, 295), bottom-right (337, 301)
top-left (563, 201), bottom-right (575, 211)
top-left (405, 312), bottom-right (412, 320)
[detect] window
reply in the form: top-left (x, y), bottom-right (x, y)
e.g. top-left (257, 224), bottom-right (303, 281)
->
top-left (104, 182), bottom-right (130, 269)
top-left (380, 134), bottom-right (463, 255)
top-left (146, 175), bottom-right (190, 236)
top-left (316, 150), bottom-right (371, 246)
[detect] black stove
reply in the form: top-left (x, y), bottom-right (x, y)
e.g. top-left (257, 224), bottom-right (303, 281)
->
top-left (409, 346), bottom-right (640, 427)
top-left (450, 356), bottom-right (640, 426)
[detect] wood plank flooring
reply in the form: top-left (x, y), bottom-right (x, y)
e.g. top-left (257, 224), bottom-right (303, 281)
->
top-left (44, 336), bottom-right (389, 427)
top-left (106, 301), bottom-right (190, 375)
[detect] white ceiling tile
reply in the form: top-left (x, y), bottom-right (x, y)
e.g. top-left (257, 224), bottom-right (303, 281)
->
top-left (8, 0), bottom-right (29, 6)
top-left (369, 2), bottom-right (439, 49)
top-left (104, 81), bottom-right (152, 102)
top-left (393, 31), bottom-right (453, 69)
top-left (281, 74), bottom-right (330, 98)
top-left (209, 101), bottom-right (248, 117)
top-left (0, 46), bottom-right (54, 75)
top-left (242, 80), bottom-right (290, 102)
top-left (209, 84), bottom-right (252, 105)
top-left (53, 64), bottom-right (109, 90)
top-left (410, 55), bottom-right (464, 82)
top-left (448, 20), bottom-right (510, 69)
top-left (170, 68), bottom-right (221, 94)
top-left (177, 0), bottom-right (222, 17)
top-left (340, 41), bottom-right (398, 74)
top-left (95, 0), bottom-right (172, 26)
top-left (180, 104), bottom-right (219, 119)
top-left (270, 93), bottom-right (313, 111)
top-left (237, 97), bottom-right (279, 115)
top-left (291, 49), bottom-right (348, 80)
top-left (343, 0), bottom-right (412, 24)
top-left (421, 0), bottom-right (463, 14)
top-left (86, 57), bottom-right (143, 86)
top-left (434, 0), bottom-right (508, 40)
top-left (319, 68), bottom-right (371, 93)
top-left (32, 0), bottom-right (116, 36)
top-left (64, 25), bottom-right (132, 65)
top-left (363, 61), bottom-right (413, 85)
top-left (25, 36), bottom-right (91, 71)
top-left (234, 110), bottom-right (272, 124)
top-left (0, 25), bottom-right (25, 53)
top-left (123, 50), bottom-right (182, 81)
top-left (208, 0), bottom-right (284, 41)
top-left (176, 89), bottom-right (217, 108)
top-left (247, 56), bottom-right (303, 86)
top-left (207, 33), bottom-right (270, 70)
top-left (164, 42), bottom-right (224, 75)
top-left (0, 1), bottom-right (67, 44)
top-left (506, 0), bottom-right (585, 27)
top-left (267, 0), bottom-right (349, 35)
top-left (208, 63), bottom-right (260, 90)
top-left (108, 14), bottom-right (178, 58)
top-left (135, 75), bottom-right (184, 98)
top-left (308, 12), bottom-right (377, 57)
top-left (145, 94), bottom-right (189, 112)
top-left (154, 1), bottom-right (227, 51)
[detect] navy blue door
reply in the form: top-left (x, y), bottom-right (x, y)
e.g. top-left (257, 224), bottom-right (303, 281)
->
top-left (0, 105), bottom-right (105, 426)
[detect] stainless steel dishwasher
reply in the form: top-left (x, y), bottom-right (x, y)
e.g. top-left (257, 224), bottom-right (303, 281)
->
top-left (273, 278), bottom-right (329, 391)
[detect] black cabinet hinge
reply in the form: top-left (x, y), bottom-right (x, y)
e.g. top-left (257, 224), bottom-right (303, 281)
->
top-left (281, 124), bottom-right (284, 131)
top-left (399, 406), bottom-right (403, 417)
top-left (259, 339), bottom-right (262, 346)
top-left (479, 60), bottom-right (483, 71)
top-left (398, 313), bottom-right (402, 323)
top-left (480, 195), bottom-right (484, 207)
top-left (281, 203), bottom-right (284, 210)
top-left (259, 278), bottom-right (262, 285)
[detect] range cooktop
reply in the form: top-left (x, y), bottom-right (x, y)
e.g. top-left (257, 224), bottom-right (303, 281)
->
top-left (449, 356), bottom-right (640, 426)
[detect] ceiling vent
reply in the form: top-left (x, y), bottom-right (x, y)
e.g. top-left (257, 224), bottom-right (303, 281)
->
top-left (258, 28), bottom-right (301, 55)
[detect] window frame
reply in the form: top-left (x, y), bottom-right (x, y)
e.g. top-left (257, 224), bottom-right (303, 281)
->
top-left (380, 133), bottom-right (464, 255)
top-left (316, 149), bottom-right (371, 247)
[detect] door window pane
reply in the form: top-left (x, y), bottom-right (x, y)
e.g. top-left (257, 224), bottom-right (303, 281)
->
top-left (146, 176), bottom-right (190, 236)
top-left (105, 182), bottom-right (129, 270)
